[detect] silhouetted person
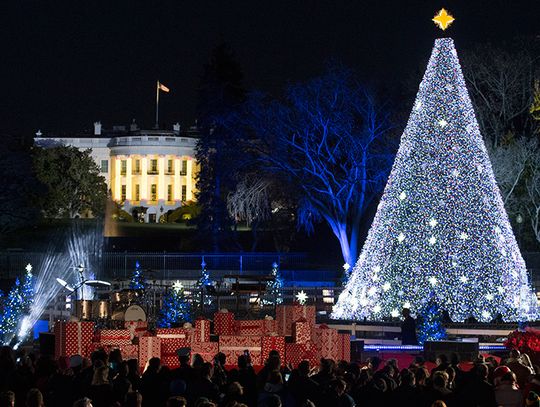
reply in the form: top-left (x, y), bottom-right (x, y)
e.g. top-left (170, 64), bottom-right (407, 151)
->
top-left (401, 308), bottom-right (418, 345)
top-left (288, 361), bottom-right (320, 406)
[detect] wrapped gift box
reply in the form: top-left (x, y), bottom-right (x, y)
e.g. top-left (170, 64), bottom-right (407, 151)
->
top-left (156, 328), bottom-right (192, 342)
top-left (234, 320), bottom-right (264, 336)
top-left (87, 342), bottom-right (113, 356)
top-left (86, 343), bottom-right (139, 361)
top-left (162, 355), bottom-right (180, 369)
top-left (336, 333), bottom-right (351, 362)
top-left (219, 335), bottom-right (262, 366)
top-left (55, 321), bottom-right (95, 359)
top-left (262, 336), bottom-right (286, 362)
top-left (194, 318), bottom-right (211, 343)
top-left (292, 318), bottom-right (311, 344)
top-left (191, 341), bottom-right (219, 363)
top-left (156, 328), bottom-right (191, 364)
top-left (214, 311), bottom-right (235, 335)
top-left (313, 325), bottom-right (339, 360)
top-left (139, 336), bottom-right (161, 372)
top-left (95, 329), bottom-right (132, 346)
top-left (124, 321), bottom-right (148, 340)
top-left (276, 305), bottom-right (316, 336)
top-left (285, 342), bottom-right (318, 368)
top-left (263, 319), bottom-right (278, 335)
top-left (118, 344), bottom-right (139, 360)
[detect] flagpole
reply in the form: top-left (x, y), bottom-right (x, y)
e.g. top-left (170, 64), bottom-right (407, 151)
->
top-left (155, 80), bottom-right (160, 129)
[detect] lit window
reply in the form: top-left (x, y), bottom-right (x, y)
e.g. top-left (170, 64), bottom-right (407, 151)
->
top-left (181, 185), bottom-right (187, 202)
top-left (134, 159), bottom-right (141, 174)
top-left (149, 159), bottom-right (158, 174)
top-left (181, 160), bottom-right (188, 175)
top-left (151, 184), bottom-right (157, 201)
top-left (135, 184), bottom-right (140, 201)
top-left (100, 160), bottom-right (109, 173)
top-left (120, 160), bottom-right (127, 175)
top-left (323, 289), bottom-right (334, 304)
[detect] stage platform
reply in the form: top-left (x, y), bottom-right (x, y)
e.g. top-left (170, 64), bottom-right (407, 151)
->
top-left (321, 320), bottom-right (528, 344)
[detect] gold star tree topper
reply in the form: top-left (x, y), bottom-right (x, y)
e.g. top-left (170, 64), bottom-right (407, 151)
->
top-left (432, 8), bottom-right (455, 31)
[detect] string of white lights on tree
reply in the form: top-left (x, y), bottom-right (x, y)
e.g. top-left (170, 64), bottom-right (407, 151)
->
top-left (332, 36), bottom-right (538, 322)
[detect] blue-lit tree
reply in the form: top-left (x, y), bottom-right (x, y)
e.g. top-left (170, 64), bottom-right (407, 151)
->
top-left (332, 38), bottom-right (538, 322)
top-left (244, 65), bottom-right (396, 266)
top-left (0, 278), bottom-right (23, 344)
top-left (21, 264), bottom-right (35, 313)
top-left (158, 282), bottom-right (192, 328)
top-left (195, 260), bottom-right (213, 308)
top-left (129, 261), bottom-right (145, 290)
top-left (417, 301), bottom-right (447, 345)
top-left (264, 262), bottom-right (283, 305)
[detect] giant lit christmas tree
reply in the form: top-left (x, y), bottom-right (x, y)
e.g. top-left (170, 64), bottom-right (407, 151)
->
top-left (332, 17), bottom-right (538, 323)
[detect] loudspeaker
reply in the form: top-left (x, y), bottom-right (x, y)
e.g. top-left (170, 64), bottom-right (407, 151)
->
top-left (39, 333), bottom-right (55, 357)
top-left (424, 340), bottom-right (479, 362)
top-left (351, 340), bottom-right (364, 362)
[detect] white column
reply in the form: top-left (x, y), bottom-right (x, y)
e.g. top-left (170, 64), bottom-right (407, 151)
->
top-left (114, 157), bottom-right (121, 201)
top-left (126, 157), bottom-right (132, 201)
top-left (186, 158), bottom-right (194, 201)
top-left (158, 155), bottom-right (165, 200)
top-left (141, 156), bottom-right (148, 200)
top-left (174, 157), bottom-right (181, 201)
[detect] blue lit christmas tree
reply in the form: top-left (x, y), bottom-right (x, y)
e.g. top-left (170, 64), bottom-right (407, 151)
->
top-left (129, 261), bottom-right (145, 290)
top-left (0, 278), bottom-right (23, 344)
top-left (158, 281), bottom-right (192, 328)
top-left (21, 264), bottom-right (35, 313)
top-left (195, 260), bottom-right (213, 307)
top-left (332, 33), bottom-right (538, 322)
top-left (264, 262), bottom-right (283, 305)
top-left (417, 300), bottom-right (447, 345)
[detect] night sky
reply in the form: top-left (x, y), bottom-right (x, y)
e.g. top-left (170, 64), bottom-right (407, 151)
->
top-left (1, 0), bottom-right (538, 136)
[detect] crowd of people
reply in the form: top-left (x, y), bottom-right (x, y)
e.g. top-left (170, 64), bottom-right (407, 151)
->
top-left (1, 345), bottom-right (540, 407)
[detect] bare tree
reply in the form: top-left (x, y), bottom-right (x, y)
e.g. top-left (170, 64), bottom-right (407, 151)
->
top-left (462, 44), bottom-right (537, 147)
top-left (525, 151), bottom-right (540, 244)
top-left (245, 66), bottom-right (396, 265)
top-left (488, 138), bottom-right (539, 215)
top-left (227, 175), bottom-right (272, 226)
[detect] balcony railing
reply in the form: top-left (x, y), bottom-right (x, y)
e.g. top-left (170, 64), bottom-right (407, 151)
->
top-left (109, 134), bottom-right (197, 148)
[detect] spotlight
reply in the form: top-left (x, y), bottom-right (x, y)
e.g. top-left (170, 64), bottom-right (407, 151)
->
top-left (56, 278), bottom-right (75, 292)
top-left (85, 280), bottom-right (112, 288)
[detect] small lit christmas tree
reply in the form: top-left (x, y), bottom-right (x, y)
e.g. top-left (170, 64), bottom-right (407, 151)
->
top-left (21, 264), bottom-right (35, 313)
top-left (195, 260), bottom-right (213, 308)
top-left (158, 281), bottom-right (192, 328)
top-left (264, 262), bottom-right (283, 305)
top-left (417, 300), bottom-right (447, 345)
top-left (129, 261), bottom-right (145, 290)
top-left (0, 278), bottom-right (23, 344)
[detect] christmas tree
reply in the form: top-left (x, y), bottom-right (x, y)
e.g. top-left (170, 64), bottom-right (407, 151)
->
top-left (417, 301), bottom-right (447, 345)
top-left (129, 261), bottom-right (145, 290)
top-left (195, 260), bottom-right (213, 307)
top-left (158, 281), bottom-right (192, 328)
top-left (263, 262), bottom-right (283, 305)
top-left (0, 278), bottom-right (23, 344)
top-left (332, 37), bottom-right (538, 322)
top-left (21, 264), bottom-right (34, 313)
